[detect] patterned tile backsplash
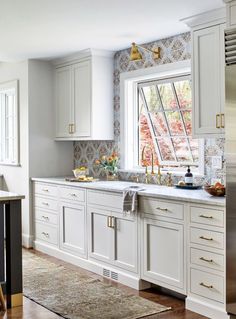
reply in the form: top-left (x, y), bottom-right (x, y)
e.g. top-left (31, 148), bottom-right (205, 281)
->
top-left (74, 32), bottom-right (225, 185)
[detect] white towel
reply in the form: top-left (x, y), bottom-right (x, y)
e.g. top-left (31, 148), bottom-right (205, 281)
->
top-left (122, 187), bottom-right (144, 214)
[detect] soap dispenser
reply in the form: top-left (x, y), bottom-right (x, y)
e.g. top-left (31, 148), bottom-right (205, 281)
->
top-left (185, 166), bottom-right (193, 186)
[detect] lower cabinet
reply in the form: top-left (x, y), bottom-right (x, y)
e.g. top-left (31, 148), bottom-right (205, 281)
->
top-left (88, 206), bottom-right (138, 273)
top-left (141, 217), bottom-right (185, 293)
top-left (59, 201), bottom-right (87, 258)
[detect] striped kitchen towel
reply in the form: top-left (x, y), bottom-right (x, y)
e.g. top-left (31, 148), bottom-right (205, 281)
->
top-left (123, 186), bottom-right (144, 214)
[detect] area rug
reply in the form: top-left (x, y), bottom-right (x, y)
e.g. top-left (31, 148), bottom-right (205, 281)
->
top-left (23, 250), bottom-right (170, 319)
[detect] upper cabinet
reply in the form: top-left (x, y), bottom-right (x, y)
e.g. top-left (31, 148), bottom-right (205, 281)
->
top-left (183, 8), bottom-right (226, 138)
top-left (224, 0), bottom-right (236, 28)
top-left (53, 50), bottom-right (114, 141)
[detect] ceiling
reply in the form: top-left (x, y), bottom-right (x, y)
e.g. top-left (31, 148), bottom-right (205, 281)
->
top-left (0, 0), bottom-right (224, 61)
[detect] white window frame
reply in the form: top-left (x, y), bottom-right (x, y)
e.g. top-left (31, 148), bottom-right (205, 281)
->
top-left (120, 60), bottom-right (204, 175)
top-left (0, 80), bottom-right (20, 166)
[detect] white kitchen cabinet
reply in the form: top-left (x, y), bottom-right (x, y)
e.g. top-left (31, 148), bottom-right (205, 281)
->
top-left (54, 49), bottom-right (114, 140)
top-left (88, 206), bottom-right (138, 273)
top-left (183, 9), bottom-right (226, 138)
top-left (224, 0), bottom-right (236, 28)
top-left (192, 24), bottom-right (225, 137)
top-left (141, 217), bottom-right (184, 292)
top-left (60, 201), bottom-right (87, 258)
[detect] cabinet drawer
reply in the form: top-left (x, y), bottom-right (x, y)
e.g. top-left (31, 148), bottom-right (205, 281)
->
top-left (59, 187), bottom-right (85, 203)
top-left (190, 248), bottom-right (224, 272)
top-left (34, 183), bottom-right (58, 198)
top-left (35, 223), bottom-right (58, 245)
top-left (87, 190), bottom-right (122, 211)
top-left (190, 206), bottom-right (224, 227)
top-left (34, 196), bottom-right (58, 212)
top-left (35, 209), bottom-right (58, 226)
top-left (190, 268), bottom-right (224, 303)
top-left (139, 197), bottom-right (184, 220)
top-left (190, 227), bottom-right (224, 250)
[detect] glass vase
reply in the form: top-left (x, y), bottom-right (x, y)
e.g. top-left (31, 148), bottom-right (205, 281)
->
top-left (106, 171), bottom-right (118, 181)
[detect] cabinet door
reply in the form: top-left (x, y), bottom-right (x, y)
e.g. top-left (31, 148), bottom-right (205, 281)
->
top-left (87, 207), bottom-right (112, 264)
top-left (72, 60), bottom-right (91, 137)
top-left (142, 218), bottom-right (184, 290)
top-left (55, 66), bottom-right (72, 138)
top-left (112, 213), bottom-right (138, 273)
top-left (60, 202), bottom-right (87, 258)
top-left (193, 25), bottom-right (224, 136)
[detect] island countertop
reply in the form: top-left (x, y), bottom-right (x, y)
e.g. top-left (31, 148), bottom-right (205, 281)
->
top-left (31, 177), bottom-right (225, 207)
top-left (0, 190), bottom-right (25, 201)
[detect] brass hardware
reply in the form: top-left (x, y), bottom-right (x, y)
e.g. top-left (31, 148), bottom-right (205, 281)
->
top-left (107, 216), bottom-right (110, 228)
top-left (221, 113), bottom-right (225, 128)
top-left (70, 193), bottom-right (77, 197)
top-left (199, 257), bottom-right (214, 263)
top-left (42, 232), bottom-right (49, 238)
top-left (199, 215), bottom-right (213, 219)
top-left (42, 216), bottom-right (49, 221)
top-left (141, 146), bottom-right (149, 183)
top-left (131, 175), bottom-right (139, 183)
top-left (71, 123), bottom-right (75, 134)
top-left (199, 235), bottom-right (213, 241)
top-left (42, 188), bottom-right (49, 192)
top-left (216, 114), bottom-right (221, 129)
top-left (130, 42), bottom-right (161, 61)
top-left (7, 293), bottom-right (23, 308)
top-left (156, 207), bottom-right (168, 212)
top-left (151, 152), bottom-right (155, 175)
top-left (69, 124), bottom-right (72, 134)
top-left (111, 217), bottom-right (115, 229)
top-left (42, 202), bottom-right (49, 206)
top-left (157, 165), bottom-right (162, 185)
top-left (200, 282), bottom-right (213, 289)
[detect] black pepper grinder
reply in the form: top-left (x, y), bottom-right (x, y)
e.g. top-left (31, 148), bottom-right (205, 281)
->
top-left (185, 165), bottom-right (193, 186)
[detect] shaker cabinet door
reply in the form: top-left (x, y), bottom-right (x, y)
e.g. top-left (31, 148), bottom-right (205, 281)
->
top-left (192, 24), bottom-right (225, 137)
top-left (142, 218), bottom-right (185, 292)
top-left (55, 66), bottom-right (72, 138)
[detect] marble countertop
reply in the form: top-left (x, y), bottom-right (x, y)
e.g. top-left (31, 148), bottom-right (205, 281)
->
top-left (0, 190), bottom-right (25, 201)
top-left (32, 177), bottom-right (225, 207)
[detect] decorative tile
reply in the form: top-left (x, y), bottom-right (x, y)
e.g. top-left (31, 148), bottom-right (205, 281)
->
top-left (74, 32), bottom-right (225, 185)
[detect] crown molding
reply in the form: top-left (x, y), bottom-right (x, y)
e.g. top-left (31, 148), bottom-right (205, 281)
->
top-left (181, 7), bottom-right (226, 28)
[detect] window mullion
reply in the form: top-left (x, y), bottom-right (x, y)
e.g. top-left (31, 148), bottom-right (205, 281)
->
top-left (171, 83), bottom-right (194, 162)
top-left (155, 85), bottom-right (177, 161)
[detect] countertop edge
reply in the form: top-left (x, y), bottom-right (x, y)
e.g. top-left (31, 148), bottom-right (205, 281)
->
top-left (31, 178), bottom-right (226, 207)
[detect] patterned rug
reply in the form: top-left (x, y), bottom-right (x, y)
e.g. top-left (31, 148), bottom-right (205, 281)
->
top-left (23, 250), bottom-right (170, 319)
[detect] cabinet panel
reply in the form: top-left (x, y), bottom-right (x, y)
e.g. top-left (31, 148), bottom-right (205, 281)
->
top-left (142, 218), bottom-right (184, 290)
top-left (72, 61), bottom-right (91, 137)
top-left (113, 213), bottom-right (138, 272)
top-left (55, 66), bottom-right (72, 137)
top-left (35, 222), bottom-right (58, 246)
top-left (190, 227), bottom-right (224, 250)
top-left (193, 24), bottom-right (225, 136)
top-left (60, 202), bottom-right (86, 257)
top-left (88, 207), bottom-right (112, 263)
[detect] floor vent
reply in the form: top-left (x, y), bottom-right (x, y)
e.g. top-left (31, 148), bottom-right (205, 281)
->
top-left (111, 271), bottom-right (118, 281)
top-left (103, 268), bottom-right (110, 278)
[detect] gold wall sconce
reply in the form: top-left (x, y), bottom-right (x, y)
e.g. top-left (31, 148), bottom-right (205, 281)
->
top-left (130, 42), bottom-right (161, 61)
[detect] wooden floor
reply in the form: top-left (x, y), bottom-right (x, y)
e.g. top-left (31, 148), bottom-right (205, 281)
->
top-left (0, 249), bottom-right (208, 319)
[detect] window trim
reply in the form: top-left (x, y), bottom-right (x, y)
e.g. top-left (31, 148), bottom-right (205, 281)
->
top-left (0, 79), bottom-right (20, 166)
top-left (120, 60), bottom-right (204, 175)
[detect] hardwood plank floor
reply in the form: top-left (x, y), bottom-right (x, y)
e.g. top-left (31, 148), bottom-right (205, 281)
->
top-left (0, 249), bottom-right (208, 319)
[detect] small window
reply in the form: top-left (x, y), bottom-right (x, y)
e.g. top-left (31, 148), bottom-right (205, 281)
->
top-left (0, 80), bottom-right (19, 165)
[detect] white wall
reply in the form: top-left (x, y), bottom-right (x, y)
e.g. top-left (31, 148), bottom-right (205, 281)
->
top-left (0, 60), bottom-right (73, 247)
top-left (0, 61), bottom-right (30, 244)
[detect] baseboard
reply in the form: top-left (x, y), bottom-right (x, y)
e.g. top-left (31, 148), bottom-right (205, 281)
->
top-left (33, 240), bottom-right (143, 290)
top-left (186, 296), bottom-right (230, 319)
top-left (22, 234), bottom-right (34, 248)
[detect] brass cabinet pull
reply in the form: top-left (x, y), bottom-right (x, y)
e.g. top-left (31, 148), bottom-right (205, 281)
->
top-left (71, 124), bottom-right (75, 134)
top-left (42, 232), bottom-right (49, 238)
top-left (220, 113), bottom-right (225, 129)
top-left (42, 188), bottom-right (49, 192)
top-left (69, 124), bottom-right (72, 134)
top-left (107, 216), bottom-right (112, 228)
top-left (111, 217), bottom-right (115, 229)
top-left (156, 207), bottom-right (168, 212)
top-left (42, 216), bottom-right (49, 221)
top-left (199, 235), bottom-right (213, 241)
top-left (199, 214), bottom-right (213, 219)
top-left (200, 282), bottom-right (213, 289)
top-left (216, 114), bottom-right (221, 129)
top-left (42, 202), bottom-right (49, 206)
top-left (199, 257), bottom-right (214, 263)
